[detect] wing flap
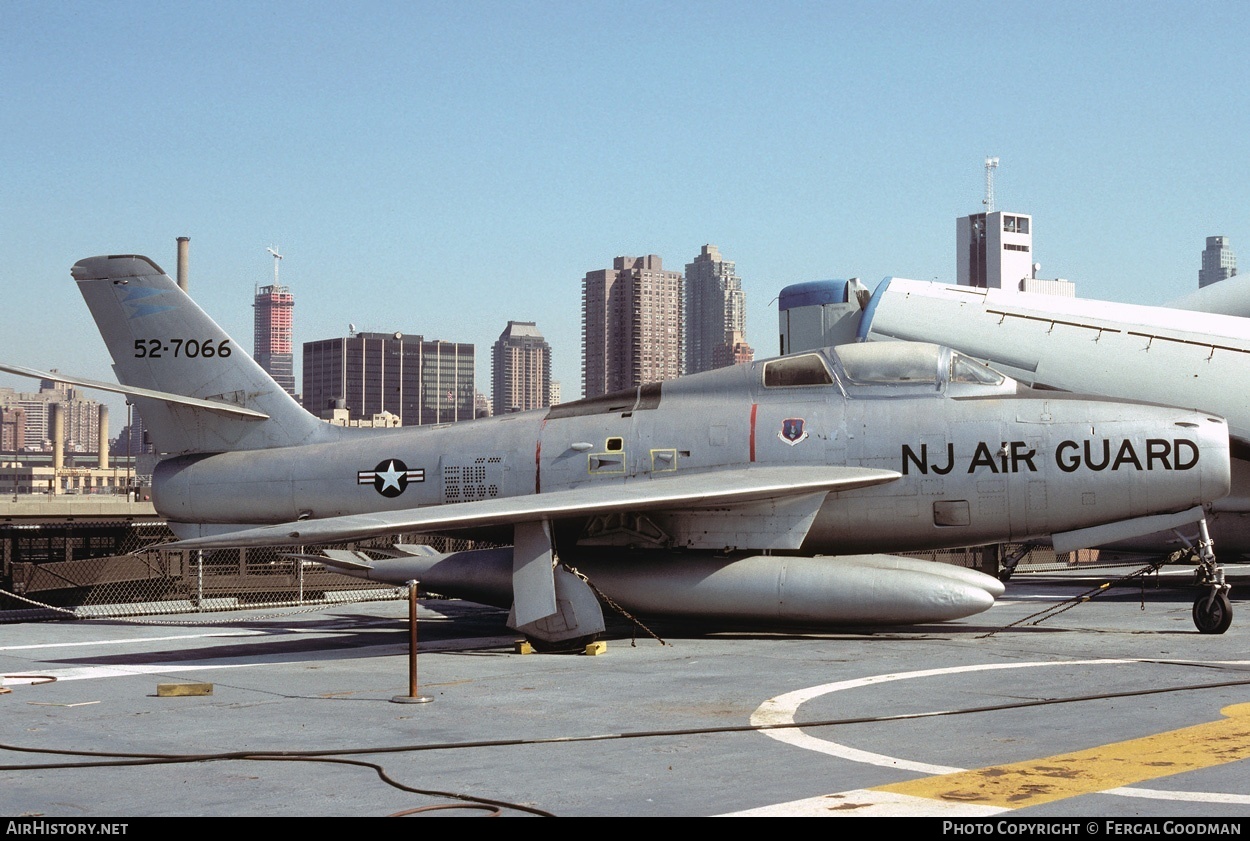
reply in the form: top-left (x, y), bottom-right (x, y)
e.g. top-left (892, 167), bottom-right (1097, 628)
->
top-left (167, 464), bottom-right (900, 549)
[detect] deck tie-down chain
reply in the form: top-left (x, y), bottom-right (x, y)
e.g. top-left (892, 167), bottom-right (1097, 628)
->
top-left (979, 549), bottom-right (1189, 638)
top-left (558, 560), bottom-right (668, 647)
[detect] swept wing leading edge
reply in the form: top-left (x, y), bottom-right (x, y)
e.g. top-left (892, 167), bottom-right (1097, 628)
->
top-left (167, 464), bottom-right (901, 550)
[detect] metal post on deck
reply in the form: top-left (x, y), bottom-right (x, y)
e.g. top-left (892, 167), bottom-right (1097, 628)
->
top-left (391, 580), bottom-right (432, 704)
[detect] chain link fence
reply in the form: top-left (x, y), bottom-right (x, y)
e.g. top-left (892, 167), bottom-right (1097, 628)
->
top-left (0, 520), bottom-right (485, 622)
top-left (1000, 545), bottom-right (1163, 573)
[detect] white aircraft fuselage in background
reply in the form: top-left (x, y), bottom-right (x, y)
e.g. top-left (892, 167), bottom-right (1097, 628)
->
top-left (860, 277), bottom-right (1250, 558)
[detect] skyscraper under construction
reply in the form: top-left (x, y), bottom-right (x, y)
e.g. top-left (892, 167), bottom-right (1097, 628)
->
top-left (254, 284), bottom-right (296, 398)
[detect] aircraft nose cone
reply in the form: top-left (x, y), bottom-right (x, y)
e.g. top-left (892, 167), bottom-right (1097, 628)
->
top-left (1191, 414), bottom-right (1232, 505)
top-left (1137, 411), bottom-right (1231, 516)
top-left (1042, 402), bottom-right (1233, 548)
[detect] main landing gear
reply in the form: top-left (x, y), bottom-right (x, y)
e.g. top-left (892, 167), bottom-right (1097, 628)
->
top-left (1190, 518), bottom-right (1233, 635)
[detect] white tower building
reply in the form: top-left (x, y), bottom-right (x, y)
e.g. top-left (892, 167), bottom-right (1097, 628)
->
top-left (956, 211), bottom-right (1034, 290)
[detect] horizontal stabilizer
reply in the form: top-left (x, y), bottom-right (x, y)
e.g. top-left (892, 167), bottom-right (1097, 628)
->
top-left (0, 362), bottom-right (269, 420)
top-left (167, 464), bottom-right (902, 550)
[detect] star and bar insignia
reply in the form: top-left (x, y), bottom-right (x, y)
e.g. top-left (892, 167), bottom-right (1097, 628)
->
top-left (357, 459), bottom-right (425, 498)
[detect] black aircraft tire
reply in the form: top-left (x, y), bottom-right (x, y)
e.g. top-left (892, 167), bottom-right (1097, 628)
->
top-left (1192, 592), bottom-right (1233, 635)
top-left (526, 633), bottom-right (600, 654)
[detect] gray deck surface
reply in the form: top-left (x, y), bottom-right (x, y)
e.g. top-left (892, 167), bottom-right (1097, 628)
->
top-left (3, 566), bottom-right (1249, 818)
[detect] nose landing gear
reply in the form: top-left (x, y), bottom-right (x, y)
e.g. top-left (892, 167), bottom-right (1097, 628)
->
top-left (1191, 518), bottom-right (1232, 635)
top-left (1193, 588), bottom-right (1233, 635)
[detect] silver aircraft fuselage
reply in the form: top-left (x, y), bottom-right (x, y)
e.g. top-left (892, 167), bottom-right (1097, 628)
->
top-left (152, 342), bottom-right (1230, 555)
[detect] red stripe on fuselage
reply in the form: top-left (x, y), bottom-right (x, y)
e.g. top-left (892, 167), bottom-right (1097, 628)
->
top-left (749, 403), bottom-right (757, 462)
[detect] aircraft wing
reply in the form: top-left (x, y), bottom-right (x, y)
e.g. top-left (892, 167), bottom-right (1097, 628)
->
top-left (859, 278), bottom-right (1250, 446)
top-left (0, 362), bottom-right (269, 420)
top-left (167, 464), bottom-right (901, 550)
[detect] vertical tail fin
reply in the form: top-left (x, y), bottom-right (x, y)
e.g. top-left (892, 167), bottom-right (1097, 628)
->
top-left (72, 254), bottom-right (338, 454)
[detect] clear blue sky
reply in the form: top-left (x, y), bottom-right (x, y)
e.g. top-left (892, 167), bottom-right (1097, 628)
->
top-left (3, 1), bottom-right (1247, 422)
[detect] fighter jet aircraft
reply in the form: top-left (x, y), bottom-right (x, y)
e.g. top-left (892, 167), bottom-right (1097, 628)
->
top-left (1, 255), bottom-right (1235, 641)
top-left (858, 277), bottom-right (1250, 630)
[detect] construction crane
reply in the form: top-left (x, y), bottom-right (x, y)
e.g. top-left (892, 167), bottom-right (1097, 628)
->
top-left (266, 244), bottom-right (283, 287)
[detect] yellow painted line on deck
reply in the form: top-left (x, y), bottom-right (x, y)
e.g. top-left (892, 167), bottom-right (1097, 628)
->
top-left (876, 702), bottom-right (1250, 810)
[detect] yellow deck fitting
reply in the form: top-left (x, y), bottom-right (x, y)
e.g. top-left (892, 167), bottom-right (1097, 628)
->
top-left (156, 682), bottom-right (213, 697)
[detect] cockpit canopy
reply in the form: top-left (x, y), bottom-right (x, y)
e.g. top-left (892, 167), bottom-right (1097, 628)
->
top-left (762, 342), bottom-right (1016, 397)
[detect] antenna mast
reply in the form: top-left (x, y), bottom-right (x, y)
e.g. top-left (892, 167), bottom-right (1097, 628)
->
top-left (982, 157), bottom-right (999, 213)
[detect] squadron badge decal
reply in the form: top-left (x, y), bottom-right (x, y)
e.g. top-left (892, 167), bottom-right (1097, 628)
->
top-left (358, 459), bottom-right (425, 498)
top-left (779, 418), bottom-right (809, 446)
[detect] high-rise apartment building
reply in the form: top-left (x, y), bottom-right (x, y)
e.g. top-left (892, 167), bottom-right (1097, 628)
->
top-left (684, 244), bottom-right (753, 374)
top-left (956, 211), bottom-right (1034, 289)
top-left (1, 407), bottom-right (24, 453)
top-left (582, 255), bottom-right (683, 398)
top-left (0, 380), bottom-right (101, 452)
top-left (302, 332), bottom-right (474, 427)
top-left (491, 321), bottom-right (551, 415)
top-left (254, 284), bottom-right (296, 398)
top-left (1200, 236), bottom-right (1238, 288)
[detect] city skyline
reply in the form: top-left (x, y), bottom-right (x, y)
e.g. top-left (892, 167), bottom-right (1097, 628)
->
top-left (3, 3), bottom-right (1248, 422)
